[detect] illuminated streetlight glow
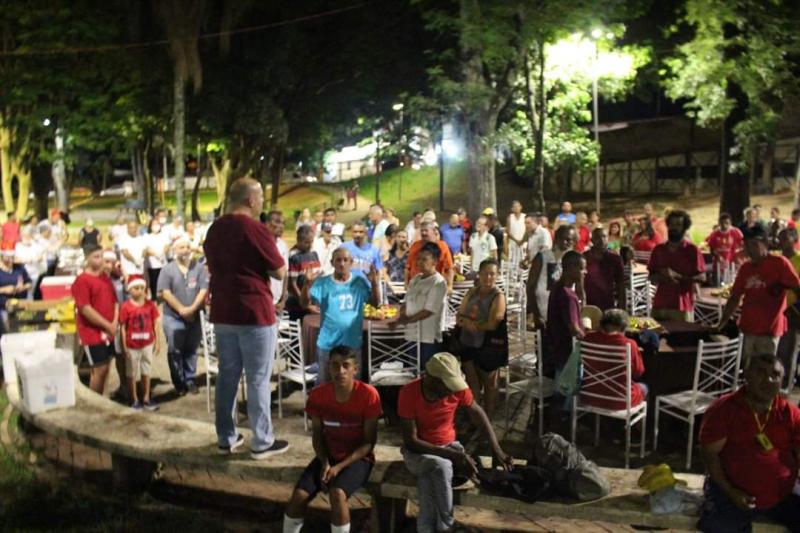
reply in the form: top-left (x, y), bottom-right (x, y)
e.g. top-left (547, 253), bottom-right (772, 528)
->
top-left (392, 103), bottom-right (404, 111)
top-left (591, 28), bottom-right (603, 39)
top-left (42, 118), bottom-right (51, 126)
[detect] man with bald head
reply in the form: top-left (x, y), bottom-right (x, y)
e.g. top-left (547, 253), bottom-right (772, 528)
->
top-left (204, 178), bottom-right (289, 459)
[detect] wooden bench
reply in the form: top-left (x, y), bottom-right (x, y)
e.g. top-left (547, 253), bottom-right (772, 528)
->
top-left (5, 373), bottom-right (788, 532)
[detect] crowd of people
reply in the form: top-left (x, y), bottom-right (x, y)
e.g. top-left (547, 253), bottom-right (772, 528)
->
top-left (1, 180), bottom-right (796, 532)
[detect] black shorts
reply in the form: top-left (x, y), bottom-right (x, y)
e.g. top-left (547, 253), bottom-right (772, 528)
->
top-left (295, 457), bottom-right (373, 499)
top-left (459, 345), bottom-right (507, 373)
top-left (83, 343), bottom-right (115, 367)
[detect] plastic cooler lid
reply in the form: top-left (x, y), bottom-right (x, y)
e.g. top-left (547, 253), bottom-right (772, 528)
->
top-left (40, 276), bottom-right (76, 286)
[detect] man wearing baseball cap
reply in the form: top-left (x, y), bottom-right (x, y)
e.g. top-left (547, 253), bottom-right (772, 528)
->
top-left (717, 225), bottom-right (800, 359)
top-left (397, 352), bottom-right (512, 533)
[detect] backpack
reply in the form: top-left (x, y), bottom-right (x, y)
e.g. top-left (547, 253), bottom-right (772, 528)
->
top-left (474, 457), bottom-right (552, 503)
top-left (530, 433), bottom-right (611, 501)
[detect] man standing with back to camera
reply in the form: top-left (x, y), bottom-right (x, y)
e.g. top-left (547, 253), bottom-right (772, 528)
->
top-left (204, 177), bottom-right (289, 459)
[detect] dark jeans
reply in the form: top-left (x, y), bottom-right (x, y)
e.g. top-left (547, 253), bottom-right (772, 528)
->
top-left (420, 342), bottom-right (441, 371)
top-left (698, 478), bottom-right (800, 533)
top-left (163, 314), bottom-right (201, 391)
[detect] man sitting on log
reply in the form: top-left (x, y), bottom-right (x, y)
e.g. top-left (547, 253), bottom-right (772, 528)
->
top-left (283, 346), bottom-right (382, 533)
top-left (698, 353), bottom-right (800, 532)
top-left (398, 352), bottom-right (513, 533)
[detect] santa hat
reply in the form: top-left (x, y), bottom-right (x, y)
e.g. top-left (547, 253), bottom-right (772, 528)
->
top-left (127, 274), bottom-right (146, 289)
top-left (102, 249), bottom-right (117, 260)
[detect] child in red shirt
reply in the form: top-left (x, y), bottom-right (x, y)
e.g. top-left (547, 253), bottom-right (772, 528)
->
top-left (119, 274), bottom-right (161, 411)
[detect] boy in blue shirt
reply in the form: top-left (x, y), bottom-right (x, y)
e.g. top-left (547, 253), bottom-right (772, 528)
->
top-left (302, 247), bottom-right (381, 383)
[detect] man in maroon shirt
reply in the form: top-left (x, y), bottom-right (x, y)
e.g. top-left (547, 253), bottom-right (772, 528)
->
top-left (203, 178), bottom-right (289, 459)
top-left (584, 227), bottom-right (625, 311)
top-left (698, 353), bottom-right (800, 532)
top-left (648, 210), bottom-right (706, 321)
top-left (71, 244), bottom-right (119, 394)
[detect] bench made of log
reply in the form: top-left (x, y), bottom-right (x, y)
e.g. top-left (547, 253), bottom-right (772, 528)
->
top-left (5, 374), bottom-right (787, 533)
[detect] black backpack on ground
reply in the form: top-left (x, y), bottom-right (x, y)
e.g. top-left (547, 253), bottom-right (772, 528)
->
top-left (474, 456), bottom-right (552, 504)
top-left (529, 433), bottom-right (611, 501)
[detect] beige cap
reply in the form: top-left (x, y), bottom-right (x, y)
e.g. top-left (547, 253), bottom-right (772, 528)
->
top-left (425, 353), bottom-right (468, 392)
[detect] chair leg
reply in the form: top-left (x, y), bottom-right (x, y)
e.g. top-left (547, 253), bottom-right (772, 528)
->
top-left (686, 415), bottom-right (695, 471)
top-left (277, 374), bottom-right (283, 419)
top-left (206, 354), bottom-right (211, 414)
top-left (625, 419), bottom-right (631, 469)
top-left (594, 414), bottom-right (600, 447)
top-left (653, 398), bottom-right (660, 451)
top-left (640, 414), bottom-right (646, 458)
top-left (504, 376), bottom-right (510, 432)
top-left (571, 401), bottom-right (578, 444)
top-left (538, 397), bottom-right (544, 437)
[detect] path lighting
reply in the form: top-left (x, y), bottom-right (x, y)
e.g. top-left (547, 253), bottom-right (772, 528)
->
top-left (391, 103), bottom-right (404, 111)
top-left (42, 118), bottom-right (51, 127)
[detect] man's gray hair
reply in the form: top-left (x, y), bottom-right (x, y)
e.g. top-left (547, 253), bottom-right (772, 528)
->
top-left (600, 308), bottom-right (629, 332)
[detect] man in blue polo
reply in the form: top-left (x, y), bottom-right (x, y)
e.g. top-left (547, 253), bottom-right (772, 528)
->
top-left (439, 213), bottom-right (464, 257)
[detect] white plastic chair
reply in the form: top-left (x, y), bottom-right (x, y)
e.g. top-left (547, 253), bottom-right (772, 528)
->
top-left (387, 280), bottom-right (406, 300)
top-left (504, 330), bottom-right (553, 435)
top-left (693, 299), bottom-right (722, 327)
top-left (366, 321), bottom-right (421, 386)
top-left (625, 265), bottom-right (652, 317)
top-left (653, 335), bottom-right (743, 469)
top-left (277, 319), bottom-right (315, 431)
top-left (200, 310), bottom-right (218, 413)
top-left (634, 250), bottom-right (652, 264)
top-left (571, 340), bottom-right (647, 469)
top-left (444, 289), bottom-right (469, 331)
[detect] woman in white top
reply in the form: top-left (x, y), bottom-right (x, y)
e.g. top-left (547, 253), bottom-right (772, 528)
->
top-left (14, 228), bottom-right (45, 299)
top-left (144, 218), bottom-right (170, 299)
top-left (468, 217), bottom-right (498, 272)
top-left (507, 200), bottom-right (526, 263)
top-left (391, 244), bottom-right (447, 369)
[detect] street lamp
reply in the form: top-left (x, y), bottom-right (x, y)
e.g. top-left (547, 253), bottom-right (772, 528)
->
top-left (590, 29), bottom-right (602, 215)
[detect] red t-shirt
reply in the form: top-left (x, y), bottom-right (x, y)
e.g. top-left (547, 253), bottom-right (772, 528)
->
top-left (397, 377), bottom-right (473, 446)
top-left (584, 250), bottom-right (624, 310)
top-left (407, 240), bottom-right (453, 279)
top-left (203, 214), bottom-right (284, 326)
top-left (71, 272), bottom-right (117, 346)
top-left (119, 299), bottom-right (159, 349)
top-left (632, 232), bottom-right (663, 252)
top-left (1, 221), bottom-right (19, 248)
top-left (305, 380), bottom-right (383, 462)
top-left (706, 228), bottom-right (743, 266)
top-left (699, 388), bottom-right (800, 509)
top-left (575, 225), bottom-right (591, 253)
top-left (647, 241), bottom-right (705, 312)
top-left (732, 255), bottom-right (800, 337)
top-left (581, 331), bottom-right (645, 410)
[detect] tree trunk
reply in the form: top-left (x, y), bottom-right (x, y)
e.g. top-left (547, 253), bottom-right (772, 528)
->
top-left (173, 67), bottom-right (186, 218)
top-left (52, 128), bottom-right (68, 212)
top-left (191, 160), bottom-right (202, 222)
top-left (210, 155), bottom-right (231, 214)
top-left (12, 158), bottom-right (30, 218)
top-left (0, 122), bottom-right (14, 213)
top-left (464, 111), bottom-right (497, 221)
top-left (269, 145), bottom-right (284, 208)
top-left (761, 140), bottom-right (775, 193)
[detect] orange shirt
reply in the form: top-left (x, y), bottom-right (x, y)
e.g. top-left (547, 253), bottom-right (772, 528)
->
top-left (406, 240), bottom-right (453, 280)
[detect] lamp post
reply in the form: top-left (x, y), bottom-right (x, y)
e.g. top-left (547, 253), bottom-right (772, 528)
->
top-left (590, 29), bottom-right (602, 215)
top-left (392, 102), bottom-right (405, 201)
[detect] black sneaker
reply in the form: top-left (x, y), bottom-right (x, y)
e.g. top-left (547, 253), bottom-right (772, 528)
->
top-left (250, 440), bottom-right (290, 460)
top-left (217, 434), bottom-right (245, 455)
top-left (187, 381), bottom-right (199, 395)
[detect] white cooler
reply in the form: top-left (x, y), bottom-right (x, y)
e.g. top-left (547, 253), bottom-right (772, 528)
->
top-left (1, 330), bottom-right (57, 389)
top-left (14, 349), bottom-right (75, 414)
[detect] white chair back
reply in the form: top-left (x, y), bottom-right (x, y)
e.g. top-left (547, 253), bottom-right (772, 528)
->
top-left (692, 335), bottom-right (743, 401)
top-left (444, 288), bottom-right (469, 330)
top-left (625, 265), bottom-right (652, 317)
top-left (387, 281), bottom-right (406, 300)
top-left (277, 319), bottom-right (314, 430)
top-left (200, 310), bottom-right (217, 413)
top-left (693, 299), bottom-right (721, 327)
top-left (366, 321), bottom-right (421, 386)
top-left (578, 341), bottom-right (634, 412)
top-left (505, 330), bottom-right (552, 435)
top-left (634, 250), bottom-right (651, 264)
